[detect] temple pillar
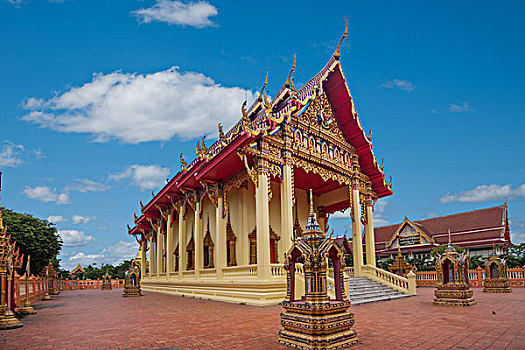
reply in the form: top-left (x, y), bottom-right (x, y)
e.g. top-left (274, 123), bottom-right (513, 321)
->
top-left (364, 202), bottom-right (376, 267)
top-left (166, 212), bottom-right (173, 274)
top-left (178, 206), bottom-right (186, 279)
top-left (156, 222), bottom-right (162, 279)
top-left (141, 240), bottom-right (147, 281)
top-left (216, 193), bottom-right (227, 279)
top-left (194, 201), bottom-right (203, 279)
top-left (255, 172), bottom-right (271, 280)
top-left (280, 164), bottom-right (294, 254)
top-left (149, 232), bottom-right (154, 279)
top-left (351, 186), bottom-right (364, 277)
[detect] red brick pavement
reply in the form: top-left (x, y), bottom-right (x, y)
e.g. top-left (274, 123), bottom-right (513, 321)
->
top-left (1, 288), bottom-right (524, 349)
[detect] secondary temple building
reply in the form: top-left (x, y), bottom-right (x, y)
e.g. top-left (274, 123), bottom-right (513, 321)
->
top-left (128, 38), bottom-right (396, 305)
top-left (373, 204), bottom-right (513, 263)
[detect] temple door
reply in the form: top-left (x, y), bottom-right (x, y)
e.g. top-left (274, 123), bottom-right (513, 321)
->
top-left (270, 239), bottom-right (277, 264)
top-left (442, 259), bottom-right (450, 284)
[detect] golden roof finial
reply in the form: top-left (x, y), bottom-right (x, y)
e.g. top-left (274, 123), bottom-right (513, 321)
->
top-left (218, 123), bottom-right (225, 140)
top-left (200, 136), bottom-right (208, 153)
top-left (368, 129), bottom-right (372, 142)
top-left (448, 229), bottom-right (451, 245)
top-left (334, 16), bottom-right (348, 60)
top-left (257, 72), bottom-right (268, 102)
top-left (180, 153), bottom-right (187, 171)
top-left (285, 53), bottom-right (296, 88)
top-left (381, 158), bottom-right (384, 172)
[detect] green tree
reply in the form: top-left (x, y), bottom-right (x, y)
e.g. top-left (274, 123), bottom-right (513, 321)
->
top-left (503, 243), bottom-right (525, 268)
top-left (1, 207), bottom-right (62, 276)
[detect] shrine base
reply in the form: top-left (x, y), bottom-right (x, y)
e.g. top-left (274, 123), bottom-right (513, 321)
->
top-left (278, 300), bottom-right (358, 349)
top-left (433, 284), bottom-right (476, 306)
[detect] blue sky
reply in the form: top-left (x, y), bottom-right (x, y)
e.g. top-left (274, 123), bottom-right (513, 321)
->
top-left (1, 0), bottom-right (524, 269)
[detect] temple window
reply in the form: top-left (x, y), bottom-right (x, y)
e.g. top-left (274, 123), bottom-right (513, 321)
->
top-left (226, 211), bottom-right (237, 266)
top-left (186, 232), bottom-right (195, 270)
top-left (203, 218), bottom-right (214, 269)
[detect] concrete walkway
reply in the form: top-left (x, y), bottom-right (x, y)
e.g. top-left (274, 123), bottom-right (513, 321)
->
top-left (1, 288), bottom-right (524, 349)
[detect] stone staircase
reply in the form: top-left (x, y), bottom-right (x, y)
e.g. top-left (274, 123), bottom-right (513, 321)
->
top-left (348, 277), bottom-right (412, 305)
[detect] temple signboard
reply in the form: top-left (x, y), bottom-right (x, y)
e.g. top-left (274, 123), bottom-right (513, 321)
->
top-left (399, 235), bottom-right (420, 246)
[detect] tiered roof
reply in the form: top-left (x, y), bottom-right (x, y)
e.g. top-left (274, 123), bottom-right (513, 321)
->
top-left (129, 26), bottom-right (392, 238)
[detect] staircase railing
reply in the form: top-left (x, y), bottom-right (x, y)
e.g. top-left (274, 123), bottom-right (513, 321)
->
top-left (360, 265), bottom-right (416, 295)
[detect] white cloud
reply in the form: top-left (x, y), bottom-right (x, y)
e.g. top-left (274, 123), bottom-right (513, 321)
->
top-left (329, 201), bottom-right (389, 226)
top-left (110, 164), bottom-right (170, 191)
top-left (381, 79), bottom-right (415, 92)
top-left (68, 178), bottom-right (110, 193)
top-left (0, 141), bottom-right (44, 168)
top-left (47, 215), bottom-right (67, 224)
top-left (59, 229), bottom-right (95, 247)
top-left (510, 218), bottom-right (525, 244)
top-left (447, 102), bottom-right (474, 112)
top-left (72, 215), bottom-right (91, 225)
top-left (64, 241), bottom-right (138, 269)
top-left (439, 184), bottom-right (525, 204)
top-left (132, 0), bottom-right (218, 28)
top-left (100, 241), bottom-right (138, 265)
top-left (23, 185), bottom-right (70, 204)
top-left (22, 67), bottom-right (256, 144)
top-left (0, 142), bottom-right (25, 167)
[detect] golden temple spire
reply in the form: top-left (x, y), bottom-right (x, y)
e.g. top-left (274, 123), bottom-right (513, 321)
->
top-left (448, 229), bottom-right (451, 245)
top-left (334, 17), bottom-right (348, 60)
top-left (257, 72), bottom-right (268, 102)
top-left (285, 53), bottom-right (296, 88)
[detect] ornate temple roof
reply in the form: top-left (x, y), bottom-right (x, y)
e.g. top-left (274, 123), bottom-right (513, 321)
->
top-left (374, 204), bottom-right (512, 254)
top-left (129, 29), bottom-right (393, 238)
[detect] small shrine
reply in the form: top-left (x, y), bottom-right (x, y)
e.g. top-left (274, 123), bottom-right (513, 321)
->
top-left (0, 198), bottom-right (24, 329)
top-left (433, 230), bottom-right (476, 306)
top-left (483, 252), bottom-right (512, 293)
top-left (101, 271), bottom-right (112, 290)
top-left (44, 262), bottom-right (60, 295)
top-left (122, 261), bottom-right (142, 297)
top-left (388, 246), bottom-right (417, 277)
top-left (278, 190), bottom-right (358, 349)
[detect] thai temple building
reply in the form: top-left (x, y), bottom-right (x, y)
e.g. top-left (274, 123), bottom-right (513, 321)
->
top-left (127, 28), bottom-right (407, 306)
top-left (374, 204), bottom-right (512, 262)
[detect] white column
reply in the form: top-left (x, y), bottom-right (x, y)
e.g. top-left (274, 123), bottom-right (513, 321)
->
top-left (178, 206), bottom-right (186, 279)
top-left (141, 240), bottom-right (147, 282)
top-left (216, 193), bottom-right (227, 279)
top-left (240, 187), bottom-right (249, 266)
top-left (364, 202), bottom-right (376, 267)
top-left (280, 164), bottom-right (294, 254)
top-left (351, 186), bottom-right (364, 277)
top-left (194, 201), bottom-right (203, 278)
top-left (156, 222), bottom-right (162, 279)
top-left (166, 212), bottom-right (173, 274)
top-left (255, 172), bottom-right (271, 280)
top-left (149, 232), bottom-right (154, 279)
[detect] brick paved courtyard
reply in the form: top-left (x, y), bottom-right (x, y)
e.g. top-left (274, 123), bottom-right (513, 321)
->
top-left (1, 288), bottom-right (524, 350)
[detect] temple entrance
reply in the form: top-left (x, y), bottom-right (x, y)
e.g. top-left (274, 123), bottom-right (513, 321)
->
top-left (187, 233), bottom-right (195, 270)
top-left (270, 226), bottom-right (280, 264)
top-left (174, 244), bottom-right (179, 272)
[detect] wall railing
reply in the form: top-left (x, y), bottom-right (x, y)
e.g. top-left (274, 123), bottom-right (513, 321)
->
top-left (415, 266), bottom-right (525, 288)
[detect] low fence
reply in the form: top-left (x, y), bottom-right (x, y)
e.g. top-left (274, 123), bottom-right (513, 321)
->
top-left (10, 273), bottom-right (126, 313)
top-left (11, 273), bottom-right (50, 312)
top-left (415, 266), bottom-right (525, 287)
top-left (56, 278), bottom-right (124, 290)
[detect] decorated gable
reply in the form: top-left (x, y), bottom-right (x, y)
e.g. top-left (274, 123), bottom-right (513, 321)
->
top-left (388, 219), bottom-right (433, 249)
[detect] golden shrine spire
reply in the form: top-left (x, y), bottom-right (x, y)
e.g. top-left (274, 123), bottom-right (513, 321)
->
top-left (334, 16), bottom-right (348, 60)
